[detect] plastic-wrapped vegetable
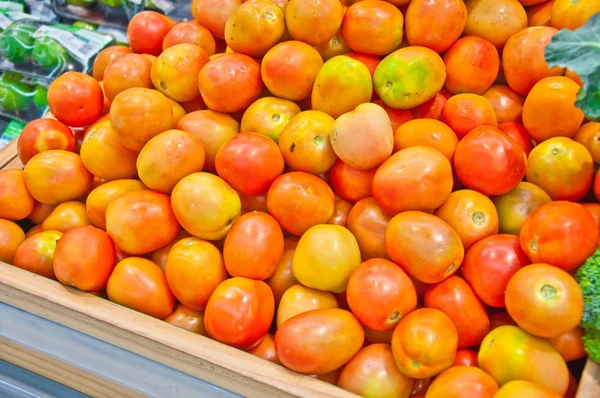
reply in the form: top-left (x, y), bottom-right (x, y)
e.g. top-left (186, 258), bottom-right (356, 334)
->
top-left (0, 21), bottom-right (36, 63)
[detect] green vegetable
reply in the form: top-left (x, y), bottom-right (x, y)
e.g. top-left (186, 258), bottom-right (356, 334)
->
top-left (575, 248), bottom-right (600, 363)
top-left (0, 79), bottom-right (33, 112)
top-left (32, 84), bottom-right (47, 111)
top-left (0, 21), bottom-right (36, 63)
top-left (72, 21), bottom-right (98, 31)
top-left (32, 35), bottom-right (72, 71)
top-left (98, 0), bottom-right (123, 7)
top-left (545, 12), bottom-right (600, 121)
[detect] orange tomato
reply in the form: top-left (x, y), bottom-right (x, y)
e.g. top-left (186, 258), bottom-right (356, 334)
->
top-left (92, 45), bottom-right (133, 81)
top-left (86, 179), bottom-right (147, 230)
top-left (393, 119), bottom-right (458, 161)
top-left (41, 201), bottom-right (92, 232)
top-left (426, 366), bottom-right (499, 398)
top-left (162, 20), bottom-right (216, 55)
top-left (107, 257), bottom-right (176, 318)
top-left (265, 237), bottom-right (299, 305)
top-left (372, 146), bottom-right (453, 215)
top-left (127, 11), bottom-right (174, 55)
top-left (385, 211), bottom-right (464, 284)
top-left (193, 0), bottom-right (242, 39)
top-left (548, 327), bottom-right (586, 362)
top-left (482, 85), bottom-right (524, 124)
top-left (163, 303), bottom-right (207, 336)
top-left (204, 277), bottom-right (274, 350)
top-left (574, 122), bottom-right (600, 163)
top-left (494, 380), bottom-right (562, 398)
top-left (105, 190), bottom-right (180, 255)
top-left (47, 72), bottom-right (104, 127)
top-left (149, 230), bottom-right (191, 270)
top-left (24, 151), bottom-right (93, 205)
top-left (0, 219), bottom-right (25, 264)
top-left (241, 97), bottom-right (301, 143)
top-left (28, 201), bottom-right (56, 225)
top-left (464, 0), bottom-right (527, 50)
top-left (285, 0), bottom-right (343, 46)
top-left (276, 284), bottom-right (338, 327)
top-left (53, 226), bottom-right (116, 292)
top-left (551, 0), bottom-right (600, 30)
top-left (441, 94), bottom-right (498, 138)
top-left (405, 0), bottom-right (467, 53)
top-left (347, 197), bottom-right (391, 260)
top-left (0, 169), bottom-right (34, 220)
top-left (527, 0), bottom-right (555, 27)
top-left (165, 237), bottom-right (228, 311)
top-left (391, 308), bottom-right (458, 378)
top-left (103, 53), bottom-right (153, 102)
top-left (12, 230), bottom-right (62, 279)
top-left (329, 160), bottom-right (374, 203)
top-left (275, 308), bottom-right (364, 374)
top-left (444, 36), bottom-right (500, 95)
top-left (137, 129), bottom-right (205, 194)
top-left (17, 118), bottom-right (75, 165)
top-left (248, 333), bottom-right (281, 365)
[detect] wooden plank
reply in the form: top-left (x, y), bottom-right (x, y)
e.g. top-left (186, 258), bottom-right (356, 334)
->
top-left (0, 263), bottom-right (356, 398)
top-left (578, 360), bottom-right (600, 398)
top-left (0, 139), bottom-right (18, 169)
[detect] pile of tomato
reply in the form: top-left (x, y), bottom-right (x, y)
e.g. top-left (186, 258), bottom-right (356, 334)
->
top-left (1, 0), bottom-right (599, 397)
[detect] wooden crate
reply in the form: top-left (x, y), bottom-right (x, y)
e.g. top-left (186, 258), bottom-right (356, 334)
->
top-left (0, 139), bottom-right (598, 397)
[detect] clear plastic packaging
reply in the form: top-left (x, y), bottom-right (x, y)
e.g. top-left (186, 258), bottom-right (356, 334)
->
top-left (51, 0), bottom-right (144, 29)
top-left (145, 0), bottom-right (192, 21)
top-left (0, 19), bottom-right (115, 79)
top-left (0, 70), bottom-right (48, 122)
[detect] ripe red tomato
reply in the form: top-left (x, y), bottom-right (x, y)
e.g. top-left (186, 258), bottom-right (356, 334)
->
top-left (329, 159), bottom-right (375, 203)
top-left (347, 197), bottom-right (392, 260)
top-left (127, 11), bottom-right (174, 55)
top-left (48, 72), bottom-right (104, 127)
top-left (17, 119), bottom-right (75, 165)
top-left (426, 366), bottom-right (499, 398)
top-left (453, 349), bottom-right (479, 367)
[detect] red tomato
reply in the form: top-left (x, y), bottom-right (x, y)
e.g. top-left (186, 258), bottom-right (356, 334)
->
top-left (426, 366), bottom-right (499, 398)
top-left (425, 276), bottom-right (491, 349)
top-left (127, 11), bottom-right (174, 55)
top-left (92, 46), bottom-right (133, 81)
top-left (548, 327), bottom-right (586, 363)
top-left (204, 277), bottom-right (274, 350)
top-left (347, 197), bottom-right (391, 260)
top-left (17, 119), bottom-right (75, 165)
top-left (453, 349), bottom-right (479, 367)
top-left (329, 159), bottom-right (375, 203)
top-left (498, 122), bottom-right (533, 156)
top-left (454, 126), bottom-right (526, 196)
top-left (12, 230), bottom-right (62, 279)
top-left (48, 72), bottom-right (104, 127)
top-left (248, 333), bottom-right (281, 365)
top-left (489, 311), bottom-right (517, 330)
top-left (462, 234), bottom-right (530, 307)
top-left (215, 133), bottom-right (284, 195)
top-left (163, 20), bottom-right (216, 55)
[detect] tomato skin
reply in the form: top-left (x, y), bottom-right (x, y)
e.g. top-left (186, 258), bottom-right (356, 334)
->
top-left (0, 219), bottom-right (25, 264)
top-left (17, 118), bottom-right (75, 165)
top-left (204, 277), bottom-right (274, 350)
top-left (478, 325), bottom-right (569, 396)
top-left (0, 169), bottom-right (35, 220)
top-left (276, 284), bottom-right (338, 327)
top-left (241, 97), bottom-right (301, 143)
top-left (53, 226), bottom-right (116, 292)
top-left (391, 308), bottom-right (458, 379)
top-left (462, 234), bottom-right (530, 307)
top-left (443, 36), bottom-right (499, 95)
top-left (265, 237), bottom-right (299, 305)
top-left (327, 195), bottom-right (352, 227)
top-left (338, 344), bottom-right (414, 398)
top-left (498, 122), bottom-right (533, 156)
top-left (86, 179), bottom-right (147, 230)
top-left (574, 122), bottom-right (600, 163)
top-left (393, 119), bottom-right (458, 161)
top-left (163, 303), bottom-right (207, 336)
top-left (248, 333), bottom-right (281, 365)
top-left (275, 308), bottom-right (364, 374)
top-left (127, 11), bottom-right (174, 55)
top-left (48, 72), bottom-right (104, 127)
top-left (329, 160), bottom-right (374, 203)
top-left (425, 276), bottom-right (490, 349)
top-left (162, 20), bottom-right (216, 55)
top-left (411, 91), bottom-right (448, 120)
top-left (464, 0), bottom-right (527, 50)
top-left (345, 197), bottom-right (389, 260)
top-left (267, 172), bottom-right (335, 236)
top-left (194, 0), bottom-right (241, 39)
top-left (103, 53), bottom-right (153, 102)
top-left (527, 1), bottom-right (555, 27)
top-left (92, 46), bottom-right (133, 81)
top-left (150, 230), bottom-right (191, 271)
top-left (28, 202), bottom-right (56, 225)
top-left (489, 311), bottom-right (516, 330)
top-left (385, 211), bottom-right (464, 284)
top-left (548, 327), bottom-right (586, 362)
top-left (42, 201), bottom-right (92, 232)
top-left (441, 94), bottom-right (498, 139)
top-left (505, 264), bottom-right (584, 339)
top-left (427, 366), bottom-right (498, 398)
top-left (107, 257), bottom-right (176, 319)
top-left (285, 0), bottom-right (343, 46)
top-left (551, 0), bottom-right (600, 31)
top-left (454, 126), bottom-right (526, 196)
top-left (494, 380), bottom-right (562, 398)
top-left (520, 201), bottom-right (598, 271)
top-left (12, 230), bottom-right (62, 279)
top-left (491, 182), bottom-right (552, 236)
top-left (453, 349), bottom-right (479, 367)
top-left (483, 85), bottom-right (524, 124)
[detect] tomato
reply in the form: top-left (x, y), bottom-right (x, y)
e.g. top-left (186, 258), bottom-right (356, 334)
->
top-left (502, 26), bottom-right (564, 95)
top-left (483, 85), bottom-right (524, 124)
top-left (454, 126), bottom-right (526, 196)
top-left (338, 344), bottom-right (414, 398)
top-left (346, 53), bottom-right (380, 99)
top-left (373, 146), bottom-right (453, 215)
top-left (47, 72), bottom-right (103, 127)
top-left (17, 118), bottom-right (75, 165)
top-left (110, 87), bottom-right (174, 151)
top-left (12, 230), bottom-right (62, 279)
top-left (261, 41), bottom-right (324, 101)
top-left (278, 110), bottom-right (337, 174)
top-left (374, 47), bottom-right (446, 109)
top-left (285, 0), bottom-right (343, 46)
top-left (176, 110), bottom-right (239, 171)
top-left (193, 0), bottom-right (241, 39)
top-left (86, 179), bottom-right (147, 230)
top-left (453, 349), bottom-right (479, 367)
top-left (127, 11), bottom-right (174, 55)
top-left (574, 122), bottom-right (600, 163)
top-left (28, 202), bottom-right (55, 225)
top-left (25, 225), bottom-right (44, 238)
top-left (329, 160), bottom-right (373, 202)
top-left (41, 201), bottom-right (92, 232)
top-left (391, 308), bottom-right (458, 378)
top-left (462, 234), bottom-right (530, 307)
top-left (489, 311), bottom-right (517, 330)
top-left (265, 237), bottom-right (299, 305)
top-left (521, 201), bottom-right (598, 271)
top-left (198, 54), bottom-right (263, 113)
top-left (582, 203), bottom-right (600, 245)
top-left (523, 76), bottom-right (585, 142)
top-left (311, 56), bottom-right (373, 119)
top-left (328, 195), bottom-right (352, 227)
top-left (171, 173), bottom-right (241, 240)
top-left (275, 308), bottom-right (364, 374)
top-left (444, 37), bottom-right (499, 95)
top-left (267, 172), bottom-right (335, 235)
top-left (241, 97), bottom-right (300, 143)
top-left (478, 325), bottom-right (569, 396)
top-left (0, 219), bottom-right (24, 264)
top-left (498, 122), bottom-right (533, 156)
top-left (426, 366), bottom-right (498, 398)
top-left (292, 224), bottom-right (361, 292)
top-left (107, 257), bottom-right (176, 318)
top-left (405, 0), bottom-right (467, 53)
top-left (276, 284), bottom-right (338, 327)
top-left (441, 94), bottom-right (498, 138)
top-left (248, 333), bottom-right (281, 365)
top-left (102, 53), bottom-right (153, 102)
top-left (0, 169), bottom-right (34, 220)
top-left (137, 129), bottom-right (205, 194)
top-left (347, 197), bottom-right (391, 260)
top-left (411, 91), bottom-right (449, 120)
top-left (204, 277), bottom-right (274, 350)
top-left (411, 379), bottom-right (431, 397)
top-left (548, 327), bottom-right (586, 362)
top-left (92, 46), bottom-right (133, 81)
top-left (165, 237), bottom-right (227, 311)
top-left (364, 327), bottom-right (394, 345)
top-left (149, 230), bottom-right (191, 270)
top-left (106, 190), bottom-right (180, 254)
top-left (80, 120), bottom-right (138, 181)
top-left (53, 226), bottom-right (116, 292)
top-left (347, 259), bottom-right (417, 331)
top-left (551, 0), bottom-right (600, 30)
top-left (163, 20), bottom-right (216, 55)
top-left (494, 380), bottom-right (562, 398)
top-left (464, 0), bottom-right (527, 50)
top-left (24, 151), bottom-right (93, 205)
top-left (393, 119), bottom-right (458, 161)
top-left (491, 182), bottom-right (552, 236)
top-left (164, 303), bottom-right (206, 336)
top-left (386, 211), bottom-right (464, 283)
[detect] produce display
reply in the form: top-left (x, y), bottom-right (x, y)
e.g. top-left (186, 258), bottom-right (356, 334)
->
top-left (0, 1), bottom-right (599, 398)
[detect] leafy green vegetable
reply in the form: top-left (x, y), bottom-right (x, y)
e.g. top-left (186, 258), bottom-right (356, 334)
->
top-left (545, 12), bottom-right (600, 121)
top-left (575, 248), bottom-right (600, 363)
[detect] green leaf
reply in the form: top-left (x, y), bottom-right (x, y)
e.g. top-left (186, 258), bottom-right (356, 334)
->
top-left (545, 12), bottom-right (600, 121)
